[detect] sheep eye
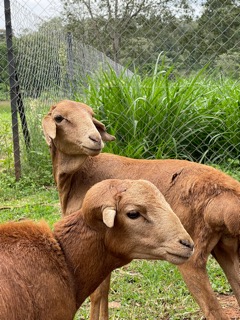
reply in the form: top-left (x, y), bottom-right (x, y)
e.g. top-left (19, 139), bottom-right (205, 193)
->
top-left (54, 115), bottom-right (64, 123)
top-left (127, 211), bottom-right (140, 219)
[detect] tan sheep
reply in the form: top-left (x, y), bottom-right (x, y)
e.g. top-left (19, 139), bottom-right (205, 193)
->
top-left (0, 179), bottom-right (193, 320)
top-left (42, 100), bottom-right (240, 320)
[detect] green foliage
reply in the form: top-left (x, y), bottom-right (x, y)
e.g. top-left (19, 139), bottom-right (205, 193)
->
top-left (215, 50), bottom-right (240, 78)
top-left (0, 83), bottom-right (9, 101)
top-left (74, 64), bottom-right (240, 165)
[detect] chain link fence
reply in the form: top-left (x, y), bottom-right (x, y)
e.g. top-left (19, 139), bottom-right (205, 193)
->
top-left (0, 0), bottom-right (240, 179)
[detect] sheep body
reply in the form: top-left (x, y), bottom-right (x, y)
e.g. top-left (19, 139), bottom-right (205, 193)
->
top-left (0, 179), bottom-right (193, 320)
top-left (43, 100), bottom-right (240, 320)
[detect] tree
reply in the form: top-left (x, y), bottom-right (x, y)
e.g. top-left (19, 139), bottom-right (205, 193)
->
top-left (61, 0), bottom-right (194, 66)
top-left (62, 0), bottom-right (152, 62)
top-left (193, 0), bottom-right (240, 68)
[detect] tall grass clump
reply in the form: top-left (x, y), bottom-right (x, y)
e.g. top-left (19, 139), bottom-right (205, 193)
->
top-left (75, 63), bottom-right (240, 166)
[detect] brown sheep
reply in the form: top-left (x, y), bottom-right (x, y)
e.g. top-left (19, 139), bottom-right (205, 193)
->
top-left (42, 100), bottom-right (240, 320)
top-left (0, 179), bottom-right (193, 320)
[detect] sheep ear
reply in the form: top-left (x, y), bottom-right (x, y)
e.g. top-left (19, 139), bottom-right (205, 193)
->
top-left (93, 118), bottom-right (115, 142)
top-left (42, 116), bottom-right (56, 146)
top-left (102, 207), bottom-right (117, 228)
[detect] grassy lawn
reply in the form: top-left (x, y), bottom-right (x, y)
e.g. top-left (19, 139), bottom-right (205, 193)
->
top-left (0, 100), bottom-right (10, 109)
top-left (0, 99), bottom-right (234, 319)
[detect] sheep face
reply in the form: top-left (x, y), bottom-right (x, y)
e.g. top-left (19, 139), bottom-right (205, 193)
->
top-left (42, 100), bottom-right (115, 156)
top-left (82, 179), bottom-right (194, 265)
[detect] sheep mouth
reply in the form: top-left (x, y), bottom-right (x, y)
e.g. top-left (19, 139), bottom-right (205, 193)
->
top-left (82, 146), bottom-right (102, 153)
top-left (166, 251), bottom-right (192, 264)
top-left (133, 251), bottom-right (191, 263)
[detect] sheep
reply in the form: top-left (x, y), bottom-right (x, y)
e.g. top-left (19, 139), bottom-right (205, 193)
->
top-left (0, 178), bottom-right (194, 320)
top-left (42, 99), bottom-right (240, 320)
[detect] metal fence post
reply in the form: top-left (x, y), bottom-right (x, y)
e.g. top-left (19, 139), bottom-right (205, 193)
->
top-left (67, 32), bottom-right (74, 98)
top-left (4, 0), bottom-right (21, 180)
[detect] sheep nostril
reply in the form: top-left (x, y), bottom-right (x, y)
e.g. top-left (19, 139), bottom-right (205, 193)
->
top-left (179, 239), bottom-right (194, 250)
top-left (89, 135), bottom-right (101, 144)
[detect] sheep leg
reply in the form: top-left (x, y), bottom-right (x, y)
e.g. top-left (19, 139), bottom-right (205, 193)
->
top-left (178, 261), bottom-right (230, 320)
top-left (90, 274), bottom-right (111, 320)
top-left (99, 274), bottom-right (111, 320)
top-left (212, 237), bottom-right (240, 306)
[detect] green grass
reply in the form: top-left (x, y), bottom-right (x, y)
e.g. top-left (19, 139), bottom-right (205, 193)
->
top-left (0, 100), bottom-right (10, 111)
top-left (0, 183), bottom-right (60, 227)
top-left (76, 257), bottom-right (231, 319)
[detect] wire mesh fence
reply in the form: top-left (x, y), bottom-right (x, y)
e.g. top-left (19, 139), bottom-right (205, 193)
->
top-left (0, 0), bottom-right (240, 179)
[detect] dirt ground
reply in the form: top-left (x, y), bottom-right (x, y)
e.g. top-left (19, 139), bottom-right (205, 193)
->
top-left (216, 294), bottom-right (240, 319)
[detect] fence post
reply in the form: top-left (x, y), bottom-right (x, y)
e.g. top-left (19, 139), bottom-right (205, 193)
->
top-left (67, 32), bottom-right (74, 98)
top-left (4, 0), bottom-right (21, 180)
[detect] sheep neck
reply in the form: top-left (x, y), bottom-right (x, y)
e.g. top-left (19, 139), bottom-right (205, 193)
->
top-left (50, 143), bottom-right (89, 214)
top-left (50, 143), bottom-right (88, 178)
top-left (54, 211), bottom-right (128, 308)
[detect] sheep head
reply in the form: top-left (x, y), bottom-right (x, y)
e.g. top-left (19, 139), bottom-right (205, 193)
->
top-left (42, 100), bottom-right (115, 156)
top-left (82, 179), bottom-right (194, 265)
